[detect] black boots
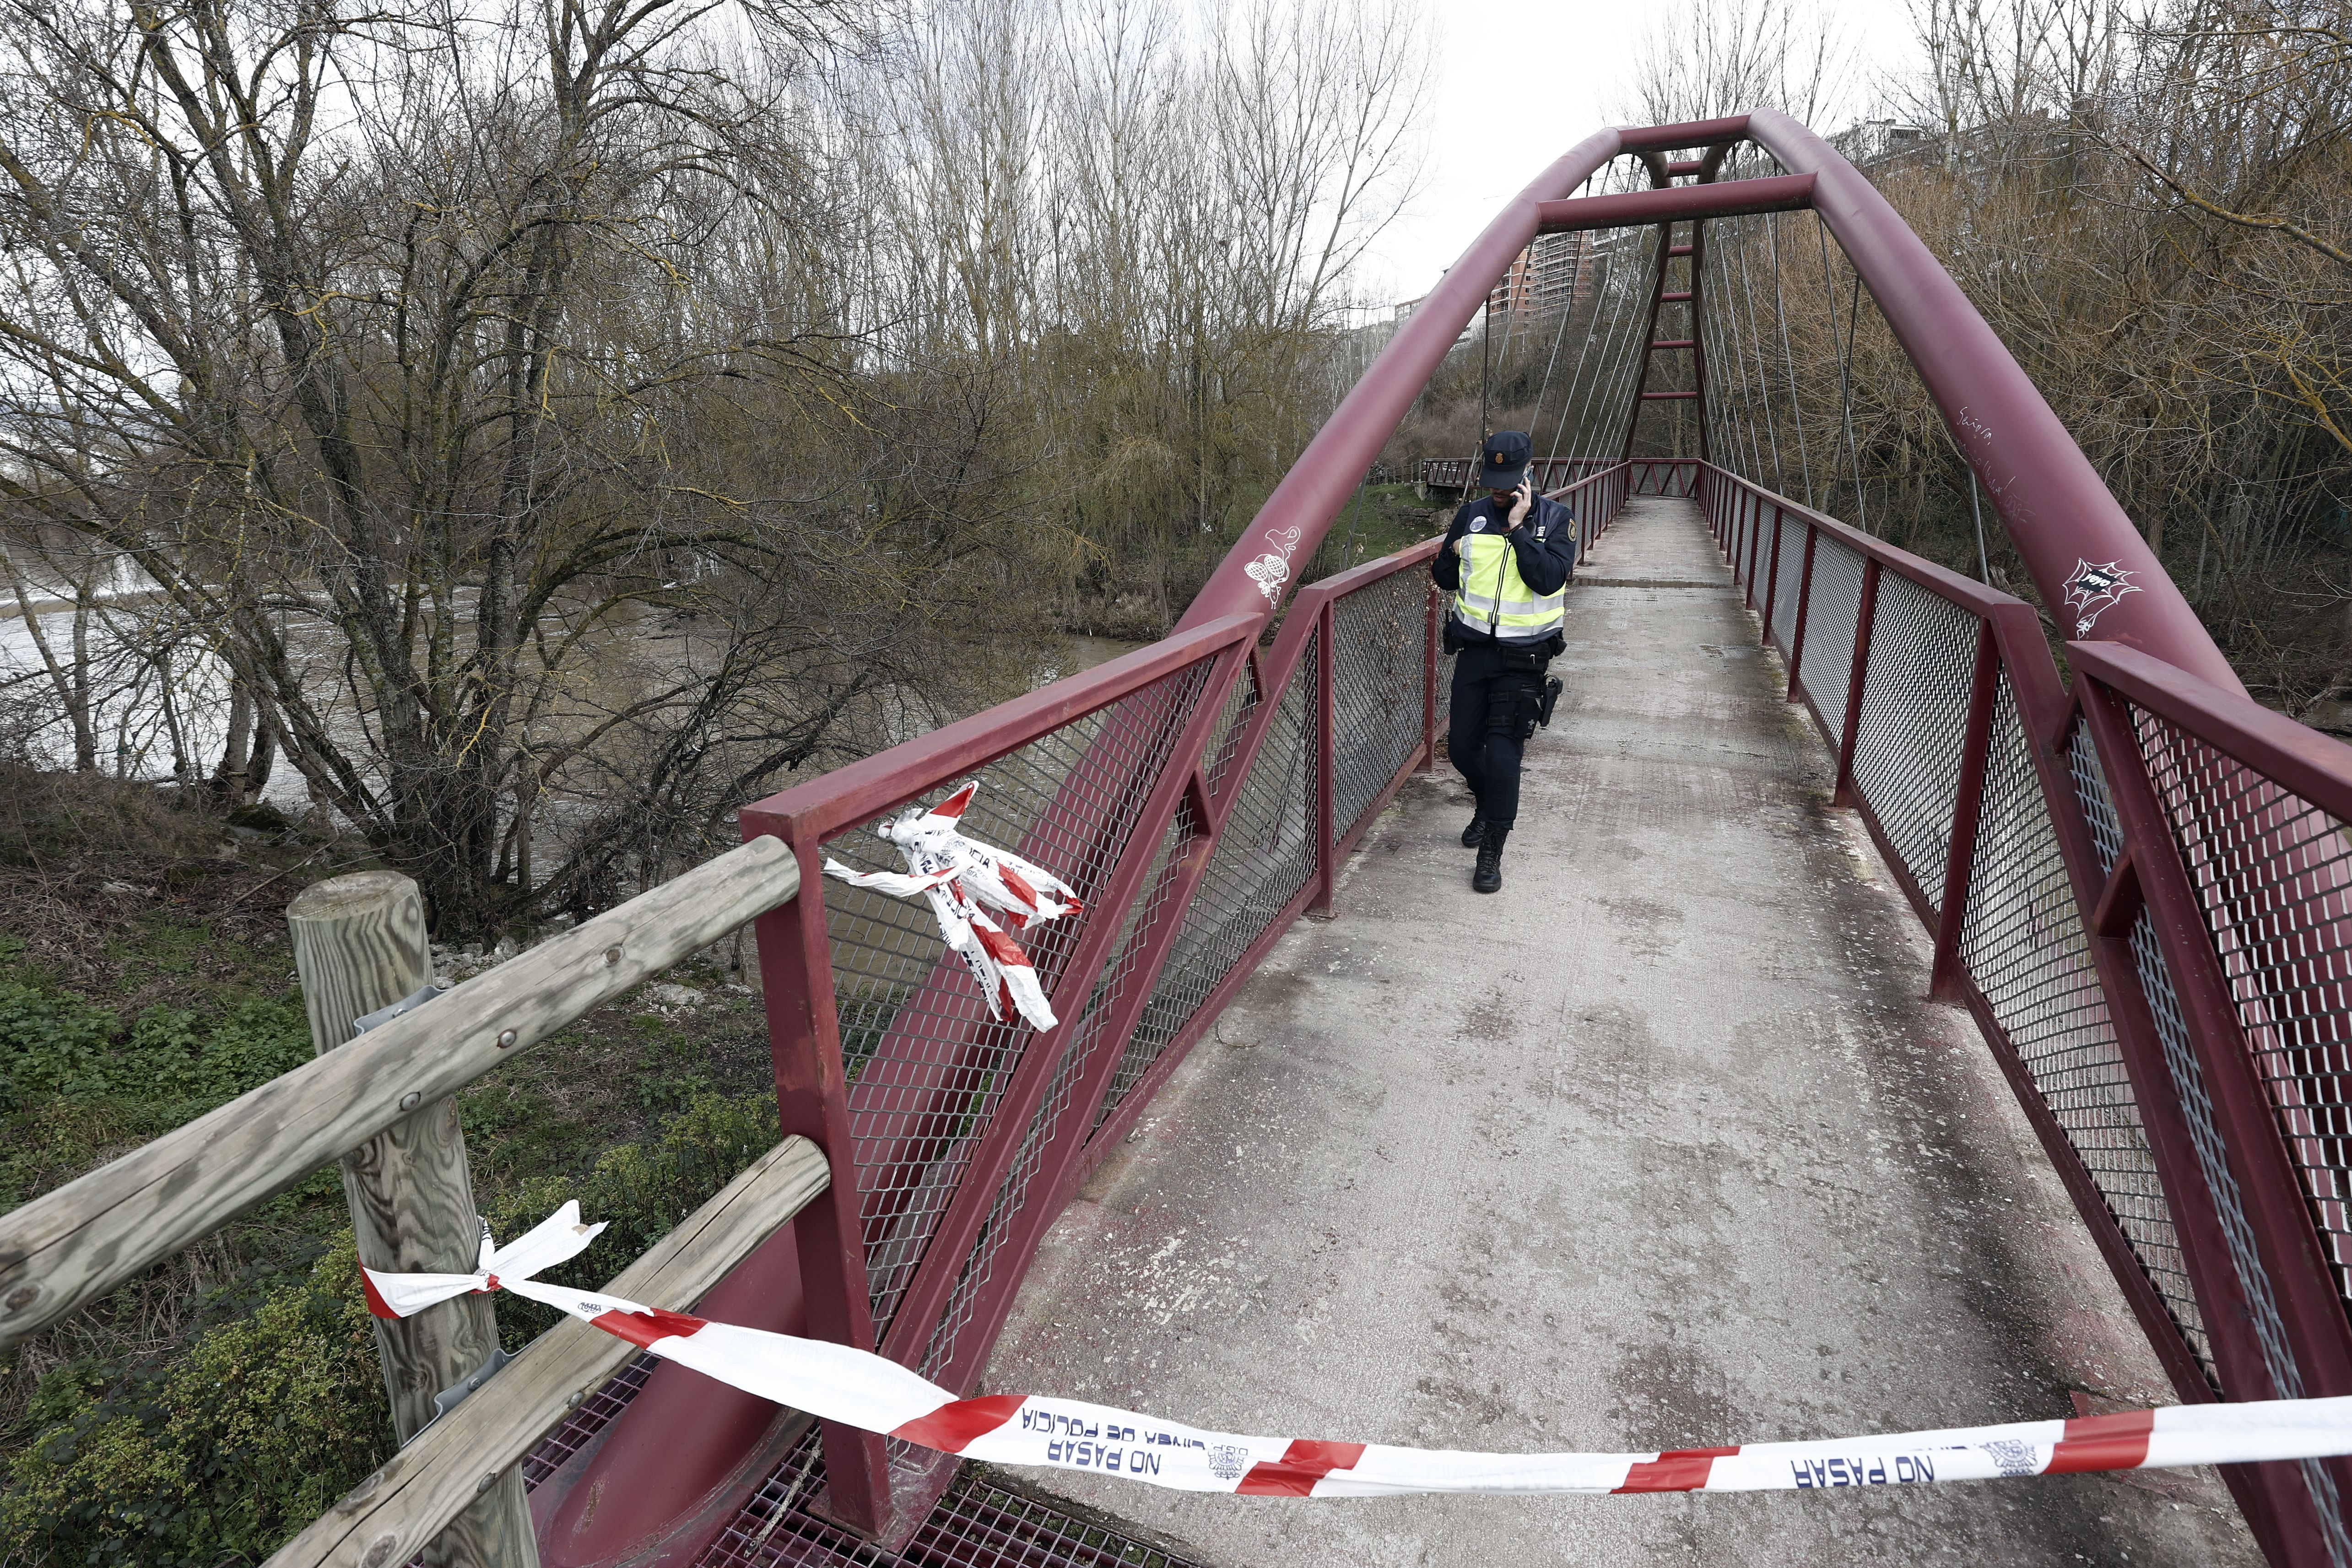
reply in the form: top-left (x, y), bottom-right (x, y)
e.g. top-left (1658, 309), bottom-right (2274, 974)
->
top-left (1472, 822), bottom-right (1509, 894)
top-left (1460, 810), bottom-right (1487, 848)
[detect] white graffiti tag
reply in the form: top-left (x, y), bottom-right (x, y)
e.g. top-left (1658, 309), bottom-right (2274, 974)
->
top-left (1244, 525), bottom-right (1304, 603)
top-left (2061, 558), bottom-right (2141, 636)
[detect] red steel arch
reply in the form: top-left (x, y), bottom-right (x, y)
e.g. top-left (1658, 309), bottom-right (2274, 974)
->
top-left (1177, 113), bottom-right (2237, 695)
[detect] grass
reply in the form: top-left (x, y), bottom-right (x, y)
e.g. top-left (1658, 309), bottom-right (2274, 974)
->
top-left (0, 762), bottom-right (799, 1565)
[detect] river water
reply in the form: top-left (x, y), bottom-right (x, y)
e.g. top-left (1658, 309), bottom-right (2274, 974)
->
top-left (0, 589), bottom-right (1141, 821)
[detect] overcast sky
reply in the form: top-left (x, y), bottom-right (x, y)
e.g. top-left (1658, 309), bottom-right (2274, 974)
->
top-left (1354, 0), bottom-right (1921, 309)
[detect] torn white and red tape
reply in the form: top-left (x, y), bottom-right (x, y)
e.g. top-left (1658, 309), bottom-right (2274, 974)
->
top-left (367, 1205), bottom-right (2352, 1497)
top-left (821, 782), bottom-right (1083, 1031)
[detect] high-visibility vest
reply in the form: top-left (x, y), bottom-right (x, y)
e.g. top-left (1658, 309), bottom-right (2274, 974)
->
top-left (1452, 525), bottom-right (1564, 642)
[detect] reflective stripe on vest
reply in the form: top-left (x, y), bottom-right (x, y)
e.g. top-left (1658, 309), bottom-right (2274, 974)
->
top-left (1452, 531), bottom-right (1563, 641)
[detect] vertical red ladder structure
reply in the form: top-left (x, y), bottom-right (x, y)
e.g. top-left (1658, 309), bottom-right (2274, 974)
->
top-left (1621, 146), bottom-right (1723, 466)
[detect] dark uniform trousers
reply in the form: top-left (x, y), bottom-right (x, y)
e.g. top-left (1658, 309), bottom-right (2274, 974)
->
top-left (1448, 640), bottom-right (1549, 827)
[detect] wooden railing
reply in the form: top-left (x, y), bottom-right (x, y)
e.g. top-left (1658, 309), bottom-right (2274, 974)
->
top-left (270, 1136), bottom-right (826, 1568)
top-left (0, 837), bottom-right (815, 1568)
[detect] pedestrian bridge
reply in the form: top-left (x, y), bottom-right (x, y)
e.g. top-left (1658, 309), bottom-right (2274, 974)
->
top-left (17, 110), bottom-right (2352, 1568)
top-left (987, 493), bottom-right (2260, 1566)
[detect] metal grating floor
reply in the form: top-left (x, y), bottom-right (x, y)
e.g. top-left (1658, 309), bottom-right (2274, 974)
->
top-left (521, 1370), bottom-right (1206, 1568)
top-left (699, 1429), bottom-right (1210, 1568)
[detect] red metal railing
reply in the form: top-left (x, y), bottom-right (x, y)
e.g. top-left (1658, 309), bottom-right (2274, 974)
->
top-left (1419, 456), bottom-right (1616, 492)
top-left (716, 468), bottom-right (1630, 1538)
top-left (1417, 454), bottom-right (1692, 500)
top-left (1701, 462), bottom-right (2352, 1565)
top-left (1627, 457), bottom-right (1699, 497)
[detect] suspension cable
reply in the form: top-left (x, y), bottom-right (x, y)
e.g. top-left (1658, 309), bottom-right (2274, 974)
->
top-left (1968, 467), bottom-right (1990, 582)
top-left (1725, 219), bottom-right (1768, 483)
top-left (1842, 268), bottom-right (1871, 531)
top-left (1816, 220), bottom-right (1871, 533)
top-left (1588, 232), bottom-right (1649, 454)
top-left (1570, 162), bottom-right (1650, 461)
top-left (1702, 228), bottom-right (1752, 479)
top-left (1698, 233), bottom-right (1728, 466)
top-left (1741, 220), bottom-right (1774, 483)
top-left (1735, 216), bottom-right (1785, 494)
top-left (1582, 241), bottom-right (1635, 460)
top-left (1592, 226), bottom-right (1657, 459)
top-left (1598, 229), bottom-right (1656, 451)
top-left (1559, 235), bottom-right (1626, 458)
top-left (1478, 289), bottom-right (1494, 443)
top-left (1560, 228), bottom-right (1638, 460)
top-left (1529, 181), bottom-right (1596, 464)
top-left (1526, 270), bottom-right (1577, 461)
top-left (1767, 213), bottom-right (1814, 509)
top-left (1547, 239), bottom-right (1609, 460)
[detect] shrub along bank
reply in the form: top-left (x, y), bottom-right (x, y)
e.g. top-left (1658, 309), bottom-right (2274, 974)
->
top-left (0, 768), bottom-right (789, 1564)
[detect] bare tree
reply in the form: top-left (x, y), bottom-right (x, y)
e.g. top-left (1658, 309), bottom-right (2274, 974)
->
top-left (0, 0), bottom-right (1044, 934)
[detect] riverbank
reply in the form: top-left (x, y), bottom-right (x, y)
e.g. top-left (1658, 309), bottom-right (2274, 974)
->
top-left (0, 765), bottom-right (794, 1562)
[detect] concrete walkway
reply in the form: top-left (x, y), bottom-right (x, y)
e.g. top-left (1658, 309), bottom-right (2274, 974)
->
top-left (984, 497), bottom-right (2260, 1567)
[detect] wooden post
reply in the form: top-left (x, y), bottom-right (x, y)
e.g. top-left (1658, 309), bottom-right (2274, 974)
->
top-left (287, 873), bottom-right (537, 1568)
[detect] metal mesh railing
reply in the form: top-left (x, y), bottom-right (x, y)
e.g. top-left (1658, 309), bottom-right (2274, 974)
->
top-left (715, 466), bottom-right (1608, 1538)
top-left (816, 661), bottom-right (1218, 1338)
top-left (1848, 571), bottom-right (1979, 911)
top-left (521, 1353), bottom-right (657, 1489)
top-left (2069, 690), bottom-right (2352, 1565)
top-left (1737, 500), bottom-right (1764, 603)
top-left (1432, 625), bottom-right (1455, 735)
top-left (1087, 811), bottom-right (1203, 1124)
top-left (1795, 530), bottom-right (1865, 727)
top-left (1700, 453), bottom-right (2352, 1563)
top-left (2125, 897), bottom-right (2312, 1400)
top-left (1768, 509), bottom-right (1805, 648)
top-left (702, 1427), bottom-right (1212, 1568)
top-left (1960, 687), bottom-right (2211, 1377)
top-left (2130, 706), bottom-right (2352, 1311)
top-left (898, 803), bottom-right (1204, 1412)
top-left (2073, 726), bottom-right (2317, 1408)
top-left (2126, 893), bottom-right (2352, 1563)
top-left (1330, 569), bottom-right (1433, 841)
top-left (1704, 465), bottom-right (2234, 1433)
top-left (1116, 635), bottom-right (1321, 1099)
top-left (913, 1022), bottom-right (1090, 1386)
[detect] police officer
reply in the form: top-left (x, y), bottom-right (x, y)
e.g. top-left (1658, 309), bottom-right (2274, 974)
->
top-left (1430, 431), bottom-right (1574, 893)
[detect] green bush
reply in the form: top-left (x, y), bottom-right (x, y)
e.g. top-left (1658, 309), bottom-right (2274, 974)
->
top-left (0, 982), bottom-right (117, 1110)
top-left (0, 1075), bottom-right (781, 1562)
top-left (0, 981), bottom-right (309, 1117)
top-left (119, 1000), bottom-right (312, 1105)
top-left (486, 1091), bottom-right (782, 1345)
top-left (0, 1241), bottom-right (393, 1566)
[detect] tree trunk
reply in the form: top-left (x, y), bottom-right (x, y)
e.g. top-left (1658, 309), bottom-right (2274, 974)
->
top-left (215, 680), bottom-right (254, 804)
top-left (156, 647), bottom-right (193, 787)
top-left (68, 589), bottom-right (96, 773)
top-left (249, 703), bottom-right (279, 803)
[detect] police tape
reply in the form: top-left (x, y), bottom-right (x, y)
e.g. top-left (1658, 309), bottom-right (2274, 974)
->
top-left (365, 1204), bottom-right (2352, 1498)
